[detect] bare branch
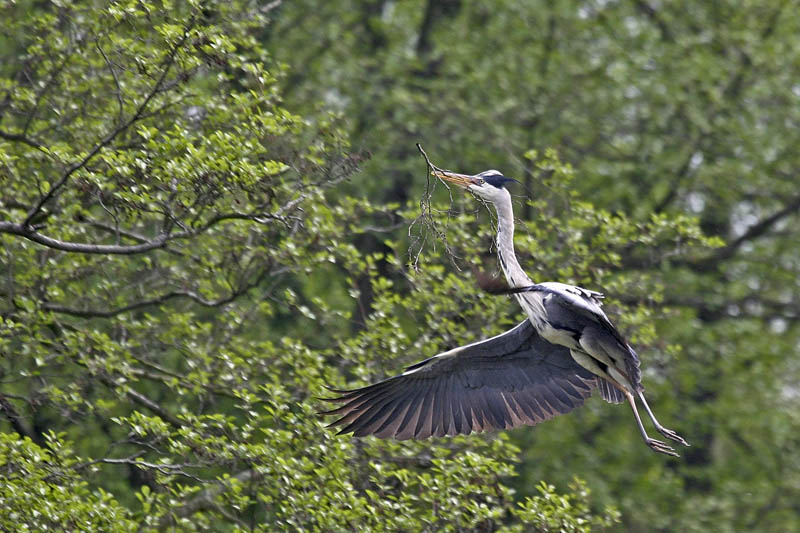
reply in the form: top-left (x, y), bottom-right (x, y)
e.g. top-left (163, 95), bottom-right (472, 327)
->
top-left (197, 211), bottom-right (293, 231)
top-left (125, 389), bottom-right (183, 429)
top-left (84, 219), bottom-right (154, 244)
top-left (410, 143), bottom-right (462, 270)
top-left (43, 289), bottom-right (243, 318)
top-left (43, 262), bottom-right (282, 317)
top-left (261, 0), bottom-right (283, 14)
top-left (416, 142), bottom-right (448, 174)
top-left (0, 221), bottom-right (170, 254)
top-left (2, 198), bottom-right (306, 255)
top-left (74, 451), bottom-right (206, 482)
top-left (0, 129), bottom-right (47, 153)
top-left (689, 192), bottom-right (800, 271)
top-left (84, 219), bottom-right (189, 259)
top-left (95, 39), bottom-right (125, 123)
top-left (652, 137), bottom-right (703, 214)
top-left (21, 44), bottom-right (76, 136)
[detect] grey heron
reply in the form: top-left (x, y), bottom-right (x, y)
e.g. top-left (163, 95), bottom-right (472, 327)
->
top-left (324, 168), bottom-right (689, 457)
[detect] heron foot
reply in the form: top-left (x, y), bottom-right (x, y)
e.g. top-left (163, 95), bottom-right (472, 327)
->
top-left (657, 426), bottom-right (690, 447)
top-left (646, 437), bottom-right (679, 457)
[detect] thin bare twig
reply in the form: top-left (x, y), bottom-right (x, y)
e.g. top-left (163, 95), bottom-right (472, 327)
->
top-left (74, 452), bottom-right (206, 482)
top-left (95, 39), bottom-right (125, 123)
top-left (42, 290), bottom-right (218, 317)
top-left (408, 143), bottom-right (463, 271)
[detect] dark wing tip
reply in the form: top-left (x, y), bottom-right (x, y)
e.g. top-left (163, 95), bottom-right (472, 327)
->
top-left (322, 384), bottom-right (359, 394)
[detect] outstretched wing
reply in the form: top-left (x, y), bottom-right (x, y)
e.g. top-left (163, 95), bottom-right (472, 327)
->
top-left (322, 319), bottom-right (597, 440)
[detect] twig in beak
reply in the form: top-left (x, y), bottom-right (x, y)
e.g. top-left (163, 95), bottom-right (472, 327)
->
top-left (416, 143), bottom-right (446, 174)
top-left (408, 144), bottom-right (463, 272)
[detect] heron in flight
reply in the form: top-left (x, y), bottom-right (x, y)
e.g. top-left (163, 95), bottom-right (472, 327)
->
top-left (324, 168), bottom-right (689, 457)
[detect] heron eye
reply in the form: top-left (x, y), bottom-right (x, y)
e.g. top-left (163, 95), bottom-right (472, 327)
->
top-left (476, 178), bottom-right (485, 185)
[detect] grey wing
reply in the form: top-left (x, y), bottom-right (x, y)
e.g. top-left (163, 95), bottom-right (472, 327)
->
top-left (539, 282), bottom-right (605, 306)
top-left (322, 319), bottom-right (597, 440)
top-left (540, 285), bottom-right (642, 390)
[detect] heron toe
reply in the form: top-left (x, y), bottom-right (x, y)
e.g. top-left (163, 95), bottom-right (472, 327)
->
top-left (658, 426), bottom-right (690, 447)
top-left (646, 438), bottom-right (679, 457)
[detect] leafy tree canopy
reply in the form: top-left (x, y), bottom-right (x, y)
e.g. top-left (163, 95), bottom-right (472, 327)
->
top-left (2, 1), bottom-right (799, 532)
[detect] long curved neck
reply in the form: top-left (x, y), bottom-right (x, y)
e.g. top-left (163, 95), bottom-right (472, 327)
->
top-left (493, 195), bottom-right (532, 288)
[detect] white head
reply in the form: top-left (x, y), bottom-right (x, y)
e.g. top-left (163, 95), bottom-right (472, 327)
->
top-left (434, 169), bottom-right (517, 207)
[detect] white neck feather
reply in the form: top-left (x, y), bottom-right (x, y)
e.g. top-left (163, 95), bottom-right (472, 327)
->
top-left (493, 193), bottom-right (531, 288)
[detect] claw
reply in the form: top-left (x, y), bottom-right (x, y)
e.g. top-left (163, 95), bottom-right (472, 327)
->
top-left (657, 426), bottom-right (690, 447)
top-left (646, 438), bottom-right (679, 457)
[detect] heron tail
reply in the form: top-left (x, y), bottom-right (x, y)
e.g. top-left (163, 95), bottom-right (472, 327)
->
top-left (597, 378), bottom-right (625, 404)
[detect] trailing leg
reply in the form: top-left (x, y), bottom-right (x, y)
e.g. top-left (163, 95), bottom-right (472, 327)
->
top-left (624, 389), bottom-right (679, 457)
top-left (637, 390), bottom-right (690, 447)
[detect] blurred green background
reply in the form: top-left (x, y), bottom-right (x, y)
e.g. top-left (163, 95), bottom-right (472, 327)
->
top-left (1, 1), bottom-right (799, 531)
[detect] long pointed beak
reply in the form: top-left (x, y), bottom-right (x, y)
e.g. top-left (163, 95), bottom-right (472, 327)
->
top-left (433, 170), bottom-right (478, 188)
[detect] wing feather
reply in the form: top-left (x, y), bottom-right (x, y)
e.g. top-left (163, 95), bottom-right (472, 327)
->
top-left (395, 389), bottom-right (424, 440)
top-left (458, 389), bottom-right (474, 434)
top-left (374, 392), bottom-right (414, 438)
top-left (345, 390), bottom-right (401, 437)
top-left (538, 285), bottom-right (644, 390)
top-left (431, 376), bottom-right (448, 438)
top-left (502, 392), bottom-right (526, 426)
top-left (526, 395), bottom-right (548, 422)
top-left (448, 377), bottom-right (466, 436)
top-left (331, 380), bottom-right (403, 434)
top-left (443, 376), bottom-right (459, 436)
top-left (324, 319), bottom-right (597, 439)
top-left (414, 378), bottom-right (437, 438)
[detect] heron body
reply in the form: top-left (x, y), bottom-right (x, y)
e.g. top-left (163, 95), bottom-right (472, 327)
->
top-left (323, 168), bottom-right (688, 457)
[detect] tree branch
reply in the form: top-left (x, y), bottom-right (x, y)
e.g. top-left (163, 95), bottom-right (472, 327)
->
top-left (0, 129), bottom-right (47, 152)
top-left (95, 39), bottom-right (125, 124)
top-left (2, 196), bottom-right (308, 255)
top-left (0, 392), bottom-right (42, 445)
top-left (43, 261), bottom-right (281, 318)
top-left (84, 219), bottom-right (156, 245)
top-left (652, 5), bottom-right (786, 213)
top-left (652, 136), bottom-right (703, 214)
top-left (73, 451), bottom-right (206, 482)
top-left (125, 388), bottom-right (183, 429)
top-left (197, 211), bottom-right (293, 231)
top-left (21, 19), bottom-right (194, 226)
top-left (689, 192), bottom-right (800, 271)
top-left (0, 221), bottom-right (170, 254)
top-left (158, 468), bottom-right (262, 531)
top-left (633, 0), bottom-right (674, 42)
top-left (43, 288), bottom-right (247, 318)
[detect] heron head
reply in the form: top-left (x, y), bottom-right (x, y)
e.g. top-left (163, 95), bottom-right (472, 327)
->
top-left (433, 169), bottom-right (516, 203)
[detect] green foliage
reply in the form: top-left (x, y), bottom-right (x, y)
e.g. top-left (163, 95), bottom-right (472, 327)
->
top-left (511, 479), bottom-right (620, 533)
top-left (0, 432), bottom-right (136, 532)
top-left (3, 0), bottom-right (800, 532)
